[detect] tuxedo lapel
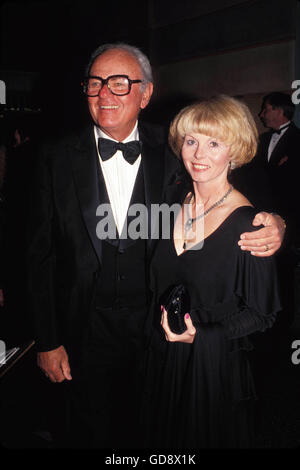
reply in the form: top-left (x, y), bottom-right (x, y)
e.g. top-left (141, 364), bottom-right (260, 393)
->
top-left (268, 125), bottom-right (293, 166)
top-left (139, 123), bottom-right (165, 207)
top-left (70, 126), bottom-right (103, 263)
top-left (164, 179), bottom-right (189, 207)
top-left (139, 123), bottom-right (165, 254)
top-left (256, 132), bottom-right (272, 166)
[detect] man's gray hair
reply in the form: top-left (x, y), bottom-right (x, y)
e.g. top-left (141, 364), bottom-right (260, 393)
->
top-left (85, 43), bottom-right (153, 86)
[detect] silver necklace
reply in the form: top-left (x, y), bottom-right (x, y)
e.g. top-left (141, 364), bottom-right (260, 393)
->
top-left (183, 185), bottom-right (233, 250)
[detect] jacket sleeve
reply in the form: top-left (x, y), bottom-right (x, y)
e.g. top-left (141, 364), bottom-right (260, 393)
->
top-left (27, 143), bottom-right (61, 352)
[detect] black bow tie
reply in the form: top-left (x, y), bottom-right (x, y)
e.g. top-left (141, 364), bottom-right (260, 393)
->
top-left (98, 137), bottom-right (141, 164)
top-left (272, 124), bottom-right (290, 135)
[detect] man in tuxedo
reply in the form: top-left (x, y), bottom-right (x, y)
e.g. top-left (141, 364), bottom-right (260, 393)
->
top-left (28, 43), bottom-right (285, 448)
top-left (256, 92), bottom-right (300, 234)
top-left (255, 92), bottom-right (300, 327)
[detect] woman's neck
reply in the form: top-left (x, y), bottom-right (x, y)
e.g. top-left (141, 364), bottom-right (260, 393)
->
top-left (192, 179), bottom-right (231, 209)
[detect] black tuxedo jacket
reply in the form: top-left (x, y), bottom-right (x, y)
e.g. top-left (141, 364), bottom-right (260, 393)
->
top-left (254, 122), bottom-right (300, 240)
top-left (255, 122), bottom-right (300, 169)
top-left (28, 122), bottom-right (181, 357)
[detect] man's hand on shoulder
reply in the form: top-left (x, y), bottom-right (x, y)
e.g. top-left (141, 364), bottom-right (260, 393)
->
top-left (238, 212), bottom-right (286, 257)
top-left (37, 345), bottom-right (72, 383)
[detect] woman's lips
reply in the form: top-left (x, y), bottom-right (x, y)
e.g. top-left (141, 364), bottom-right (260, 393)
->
top-left (192, 163), bottom-right (210, 171)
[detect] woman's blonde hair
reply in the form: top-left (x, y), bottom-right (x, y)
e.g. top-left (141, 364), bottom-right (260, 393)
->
top-left (168, 94), bottom-right (258, 168)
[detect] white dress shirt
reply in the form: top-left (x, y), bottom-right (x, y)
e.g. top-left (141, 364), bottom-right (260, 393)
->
top-left (267, 121), bottom-right (290, 162)
top-left (94, 122), bottom-right (141, 235)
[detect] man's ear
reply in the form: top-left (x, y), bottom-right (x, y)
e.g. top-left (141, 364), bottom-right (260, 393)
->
top-left (140, 82), bottom-right (153, 110)
top-left (277, 107), bottom-right (285, 120)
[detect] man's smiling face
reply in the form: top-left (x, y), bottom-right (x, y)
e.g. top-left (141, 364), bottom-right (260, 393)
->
top-left (87, 49), bottom-right (153, 141)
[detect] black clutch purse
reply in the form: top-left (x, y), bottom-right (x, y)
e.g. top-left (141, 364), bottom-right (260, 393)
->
top-left (160, 284), bottom-right (190, 334)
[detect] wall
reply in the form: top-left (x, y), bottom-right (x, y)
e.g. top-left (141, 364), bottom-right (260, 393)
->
top-left (151, 41), bottom-right (295, 132)
top-left (147, 0), bottom-right (297, 130)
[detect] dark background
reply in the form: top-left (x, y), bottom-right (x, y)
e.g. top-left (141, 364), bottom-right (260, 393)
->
top-left (0, 0), bottom-right (298, 137)
top-left (0, 0), bottom-right (151, 136)
top-left (1, 0), bottom-right (300, 452)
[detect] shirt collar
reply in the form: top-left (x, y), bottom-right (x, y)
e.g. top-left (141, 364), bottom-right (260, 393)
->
top-left (94, 121), bottom-right (139, 143)
top-left (278, 121), bottom-right (291, 130)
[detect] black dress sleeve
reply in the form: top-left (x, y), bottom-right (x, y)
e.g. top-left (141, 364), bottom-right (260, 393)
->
top-left (223, 252), bottom-right (280, 339)
top-left (191, 206), bottom-right (281, 340)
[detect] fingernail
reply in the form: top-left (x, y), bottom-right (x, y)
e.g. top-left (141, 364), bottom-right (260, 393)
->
top-left (185, 313), bottom-right (190, 319)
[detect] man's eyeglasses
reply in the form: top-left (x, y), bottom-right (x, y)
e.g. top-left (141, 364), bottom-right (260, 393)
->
top-left (82, 75), bottom-right (143, 97)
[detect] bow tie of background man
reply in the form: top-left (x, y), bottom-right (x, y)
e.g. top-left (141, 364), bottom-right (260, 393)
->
top-left (271, 123), bottom-right (290, 135)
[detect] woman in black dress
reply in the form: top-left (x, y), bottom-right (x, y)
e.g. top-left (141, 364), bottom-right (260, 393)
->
top-left (142, 95), bottom-right (281, 448)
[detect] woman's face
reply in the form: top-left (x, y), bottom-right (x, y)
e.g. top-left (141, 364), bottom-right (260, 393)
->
top-left (181, 132), bottom-right (231, 184)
